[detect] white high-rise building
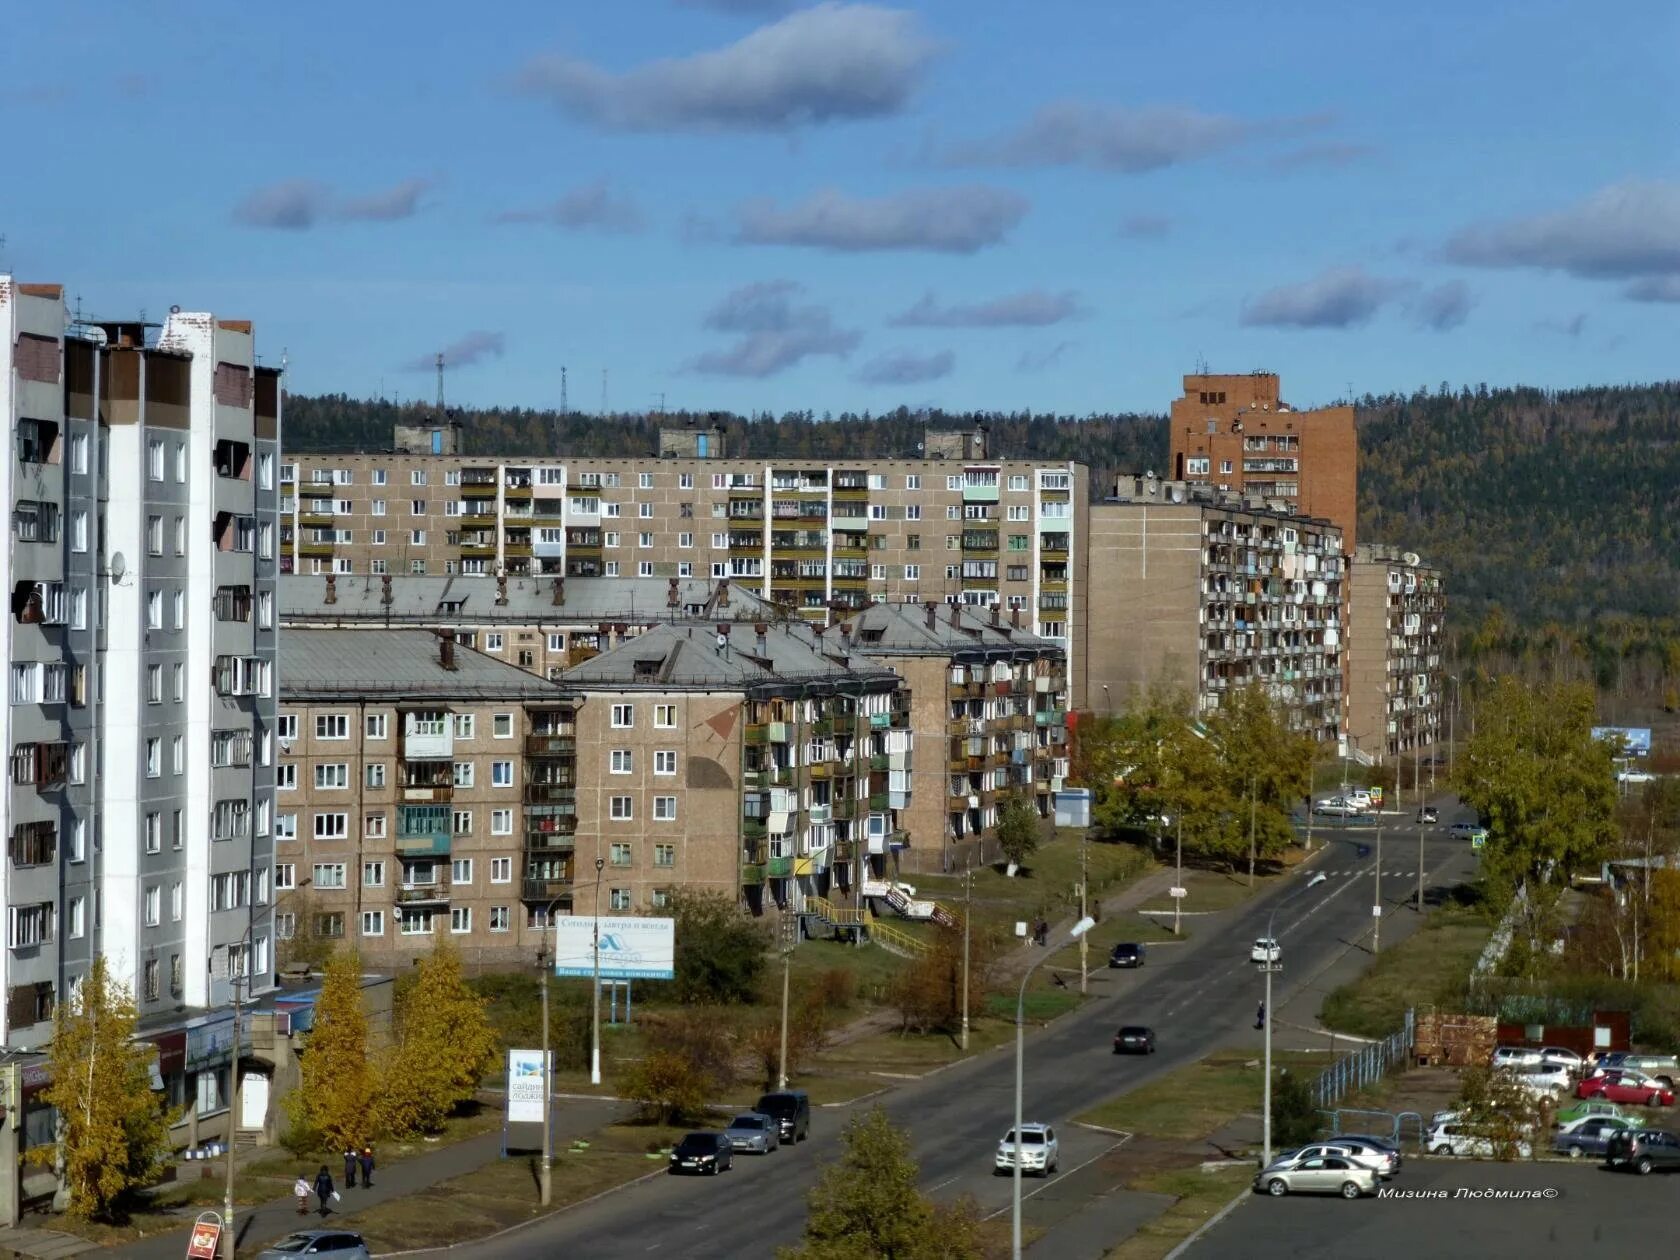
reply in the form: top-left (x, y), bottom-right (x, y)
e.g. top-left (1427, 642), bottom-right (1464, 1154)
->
top-left (1, 278), bottom-right (279, 1050)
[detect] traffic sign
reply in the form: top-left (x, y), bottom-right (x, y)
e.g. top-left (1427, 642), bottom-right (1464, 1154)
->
top-left (1169, 887), bottom-right (1187, 898)
top-left (1372, 905), bottom-right (1383, 917)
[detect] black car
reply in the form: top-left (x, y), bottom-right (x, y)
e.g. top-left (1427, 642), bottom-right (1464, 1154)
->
top-left (1113, 1025), bottom-right (1156, 1054)
top-left (1109, 942), bottom-right (1147, 969)
top-left (755, 1090), bottom-right (811, 1143)
top-left (669, 1131), bottom-right (734, 1175)
top-left (1416, 806), bottom-right (1438, 825)
top-left (1605, 1129), bottom-right (1680, 1175)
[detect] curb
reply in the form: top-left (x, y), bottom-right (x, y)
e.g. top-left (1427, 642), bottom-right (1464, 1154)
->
top-left (1162, 1181), bottom-right (1250, 1260)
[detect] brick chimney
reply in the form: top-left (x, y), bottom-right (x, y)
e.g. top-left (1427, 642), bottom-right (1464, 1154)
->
top-left (1011, 607), bottom-right (1021, 630)
top-left (839, 622), bottom-right (853, 651)
top-left (923, 600), bottom-right (937, 629)
top-left (990, 603), bottom-right (1001, 627)
top-left (438, 632), bottom-right (457, 671)
top-left (668, 577), bottom-right (681, 608)
top-left (717, 579), bottom-right (731, 608)
top-left (324, 574), bottom-right (337, 605)
top-left (495, 572), bottom-right (508, 606)
top-left (948, 604), bottom-right (961, 627)
top-left (381, 574), bottom-right (393, 606)
top-left (551, 577), bottom-right (565, 606)
top-left (754, 621), bottom-right (769, 656)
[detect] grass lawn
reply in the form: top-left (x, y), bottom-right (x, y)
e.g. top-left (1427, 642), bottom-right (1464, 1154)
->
top-left (1320, 897), bottom-right (1491, 1039)
top-left (339, 1121), bottom-right (689, 1254)
top-left (814, 1018), bottom-right (1024, 1076)
top-left (1104, 1164), bottom-right (1253, 1260)
top-left (1079, 1049), bottom-right (1330, 1142)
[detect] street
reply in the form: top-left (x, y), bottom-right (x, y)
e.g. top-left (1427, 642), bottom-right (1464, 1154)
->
top-left (457, 816), bottom-right (1483, 1259)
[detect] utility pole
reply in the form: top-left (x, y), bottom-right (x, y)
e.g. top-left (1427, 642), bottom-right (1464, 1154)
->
top-left (960, 860), bottom-right (973, 1051)
top-left (777, 947), bottom-right (791, 1091)
top-left (221, 959), bottom-right (242, 1260)
top-left (1247, 773), bottom-right (1258, 887)
top-left (1373, 826), bottom-right (1383, 953)
top-left (1415, 753), bottom-right (1425, 914)
top-left (1173, 816), bottom-right (1183, 937)
top-left (1261, 953), bottom-right (1280, 1168)
top-left (591, 857), bottom-right (605, 1085)
top-left (538, 903), bottom-right (559, 1207)
top-left (1079, 831), bottom-right (1089, 995)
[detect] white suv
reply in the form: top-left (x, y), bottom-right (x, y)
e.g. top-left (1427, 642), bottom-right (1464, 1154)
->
top-left (996, 1124), bottom-right (1058, 1176)
top-left (1490, 1045), bottom-right (1544, 1071)
top-left (1509, 1065), bottom-right (1570, 1104)
top-left (1426, 1122), bottom-right (1533, 1159)
top-left (1251, 938), bottom-right (1282, 964)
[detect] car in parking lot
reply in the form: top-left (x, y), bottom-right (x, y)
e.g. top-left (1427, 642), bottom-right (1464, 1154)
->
top-left (1604, 1129), bottom-right (1680, 1174)
top-left (1449, 822), bottom-right (1490, 843)
top-left (1618, 768), bottom-right (1656, 784)
top-left (1112, 1025), bottom-right (1156, 1054)
top-left (1284, 1141), bottom-right (1396, 1179)
top-left (1251, 937), bottom-right (1281, 964)
top-left (1253, 1154), bottom-right (1376, 1199)
top-left (1538, 1046), bottom-right (1584, 1074)
top-left (1553, 1115), bottom-right (1638, 1158)
top-left (995, 1123), bottom-right (1058, 1175)
top-left (722, 1113), bottom-right (779, 1154)
top-left (1426, 1121), bottom-right (1533, 1159)
top-left (1604, 1054), bottom-right (1680, 1088)
top-left (1490, 1045), bottom-right (1544, 1071)
top-left (1555, 1099), bottom-right (1631, 1128)
top-left (257, 1233), bottom-right (371, 1260)
top-left (1108, 941), bottom-right (1147, 968)
top-left (1575, 1070), bottom-right (1676, 1107)
top-left (668, 1131), bottom-right (734, 1175)
top-left (1509, 1064), bottom-right (1572, 1104)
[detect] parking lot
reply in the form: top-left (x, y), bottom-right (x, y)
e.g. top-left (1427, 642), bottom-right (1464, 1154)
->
top-left (1185, 1156), bottom-right (1673, 1258)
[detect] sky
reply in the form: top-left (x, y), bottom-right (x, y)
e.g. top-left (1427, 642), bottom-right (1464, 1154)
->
top-left (5, 0), bottom-right (1679, 416)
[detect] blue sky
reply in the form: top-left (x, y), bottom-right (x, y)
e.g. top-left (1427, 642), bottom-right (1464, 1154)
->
top-left (6, 0), bottom-right (1678, 415)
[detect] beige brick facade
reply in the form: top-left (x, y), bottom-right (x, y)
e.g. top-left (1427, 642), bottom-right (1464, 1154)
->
top-left (1346, 544), bottom-right (1445, 760)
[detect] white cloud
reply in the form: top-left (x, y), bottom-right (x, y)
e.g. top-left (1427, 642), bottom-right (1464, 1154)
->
top-left (1240, 266), bottom-right (1409, 329)
top-left (1443, 180), bottom-right (1680, 282)
top-left (890, 290), bottom-right (1084, 327)
top-left (497, 179), bottom-right (644, 232)
top-left (734, 185), bottom-right (1028, 253)
top-left (941, 101), bottom-right (1288, 172)
top-left (690, 280), bottom-right (860, 377)
top-left (854, 349), bottom-right (954, 385)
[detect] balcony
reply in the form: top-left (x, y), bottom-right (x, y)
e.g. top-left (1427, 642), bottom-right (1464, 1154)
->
top-left (525, 832), bottom-right (575, 855)
top-left (461, 480), bottom-right (499, 499)
top-left (399, 784), bottom-right (453, 804)
top-left (297, 483), bottom-right (332, 499)
top-left (522, 877), bottom-right (572, 902)
top-left (524, 783), bottom-right (576, 805)
top-left (297, 511), bottom-right (334, 529)
top-left (298, 541), bottom-right (334, 559)
top-left (461, 511), bottom-right (497, 529)
top-left (741, 864), bottom-right (765, 886)
top-left (525, 807), bottom-right (577, 835)
top-left (526, 734), bottom-right (577, 756)
top-left (396, 881), bottom-right (451, 905)
top-left (766, 856), bottom-right (795, 879)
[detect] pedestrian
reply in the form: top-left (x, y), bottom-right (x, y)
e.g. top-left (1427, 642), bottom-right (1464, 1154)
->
top-left (343, 1146), bottom-right (358, 1189)
top-left (314, 1164), bottom-right (335, 1217)
top-left (1255, 1001), bottom-right (1266, 1030)
top-left (359, 1145), bottom-right (375, 1188)
top-left (294, 1174), bottom-right (311, 1216)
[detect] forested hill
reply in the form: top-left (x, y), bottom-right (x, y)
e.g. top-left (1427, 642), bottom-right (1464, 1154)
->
top-left (282, 384), bottom-right (1680, 656)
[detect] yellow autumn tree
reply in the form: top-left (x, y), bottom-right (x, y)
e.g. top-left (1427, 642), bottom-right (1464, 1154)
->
top-left (286, 948), bottom-right (375, 1150)
top-left (37, 957), bottom-right (176, 1219)
top-left (376, 938), bottom-right (498, 1137)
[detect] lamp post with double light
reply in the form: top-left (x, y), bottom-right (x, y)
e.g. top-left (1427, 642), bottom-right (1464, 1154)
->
top-left (591, 856), bottom-right (605, 1086)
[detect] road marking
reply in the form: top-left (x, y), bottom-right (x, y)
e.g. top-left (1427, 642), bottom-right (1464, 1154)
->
top-left (929, 1175), bottom-right (962, 1192)
top-left (1075, 1121), bottom-right (1133, 1138)
top-left (982, 1134), bottom-right (1133, 1219)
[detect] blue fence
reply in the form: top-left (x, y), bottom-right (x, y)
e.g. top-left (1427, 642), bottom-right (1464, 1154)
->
top-left (1311, 1008), bottom-right (1416, 1109)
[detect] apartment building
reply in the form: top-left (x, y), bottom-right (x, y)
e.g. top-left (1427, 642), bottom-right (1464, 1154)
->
top-left (275, 628), bottom-right (576, 970)
top-left (1086, 475), bottom-right (1345, 740)
top-left (279, 572), bottom-right (770, 679)
top-left (557, 621), bottom-right (911, 917)
top-left (278, 426), bottom-right (1091, 704)
top-left (2, 278), bottom-right (278, 1053)
top-left (1167, 372), bottom-right (1358, 551)
top-left (1346, 544), bottom-right (1445, 761)
top-left (842, 601), bottom-right (1068, 873)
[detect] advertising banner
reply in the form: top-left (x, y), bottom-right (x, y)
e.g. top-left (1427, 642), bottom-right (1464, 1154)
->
top-left (552, 916), bottom-right (675, 980)
top-left (1593, 727), bottom-right (1653, 756)
top-left (506, 1049), bottom-right (546, 1124)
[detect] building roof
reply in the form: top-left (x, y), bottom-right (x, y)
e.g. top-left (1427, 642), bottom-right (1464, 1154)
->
top-left (279, 574), bottom-right (769, 626)
top-left (1102, 473), bottom-right (1340, 532)
top-left (558, 620), bottom-right (900, 697)
top-left (280, 628), bottom-right (572, 702)
top-left (843, 600), bottom-right (1063, 662)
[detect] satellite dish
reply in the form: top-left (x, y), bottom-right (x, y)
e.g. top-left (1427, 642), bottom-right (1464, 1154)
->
top-left (110, 552), bottom-right (127, 581)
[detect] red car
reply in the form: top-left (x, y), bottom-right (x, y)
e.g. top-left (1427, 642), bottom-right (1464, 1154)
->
top-left (1575, 1070), bottom-right (1675, 1107)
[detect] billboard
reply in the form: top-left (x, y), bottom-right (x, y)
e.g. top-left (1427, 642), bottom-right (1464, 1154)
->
top-left (1593, 727), bottom-right (1653, 757)
top-left (552, 915), bottom-right (675, 980)
top-left (506, 1049), bottom-right (546, 1124)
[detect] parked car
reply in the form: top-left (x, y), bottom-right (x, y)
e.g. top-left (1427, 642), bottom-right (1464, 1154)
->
top-left (1416, 806), bottom-right (1439, 825)
top-left (723, 1113), bottom-right (780, 1154)
top-left (1553, 1115), bottom-right (1638, 1158)
top-left (1286, 1141), bottom-right (1396, 1179)
top-left (1251, 937), bottom-right (1282, 964)
top-left (1113, 1025), bottom-right (1156, 1054)
top-left (1611, 1054), bottom-right (1679, 1088)
top-left (1510, 1065), bottom-right (1572, 1104)
top-left (755, 1090), bottom-right (811, 1143)
top-left (1338, 1133), bottom-right (1404, 1173)
top-left (1108, 942), bottom-right (1147, 968)
top-left (1574, 1070), bottom-right (1675, 1107)
top-left (1254, 1154), bottom-right (1376, 1198)
top-left (1604, 1128), bottom-right (1680, 1174)
top-left (1538, 1046), bottom-right (1584, 1074)
top-left (1618, 769), bottom-right (1656, 785)
top-left (996, 1123), bottom-right (1059, 1175)
top-left (668, 1132), bottom-right (734, 1175)
top-left (1345, 789), bottom-right (1374, 811)
top-left (1313, 797), bottom-right (1361, 817)
top-left (1425, 1121), bottom-right (1533, 1159)
top-left (1555, 1099), bottom-right (1631, 1128)
top-left (257, 1234), bottom-right (371, 1260)
top-left (1449, 822), bottom-right (1490, 843)
top-left (1490, 1045), bottom-right (1544, 1071)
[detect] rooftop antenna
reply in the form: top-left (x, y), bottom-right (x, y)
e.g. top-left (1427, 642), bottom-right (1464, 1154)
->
top-left (436, 351), bottom-right (446, 415)
top-left (560, 365), bottom-right (568, 417)
top-left (601, 368), bottom-right (609, 417)
top-left (0, 235), bottom-right (7, 269)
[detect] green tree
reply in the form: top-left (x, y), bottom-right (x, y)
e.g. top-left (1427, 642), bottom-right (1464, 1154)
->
top-left (669, 889), bottom-right (772, 1005)
top-left (1202, 686), bottom-right (1316, 872)
top-left (1452, 1067), bottom-right (1540, 1160)
top-left (36, 958), bottom-right (176, 1219)
top-left (1453, 677), bottom-right (1618, 950)
top-left (287, 948), bottom-right (375, 1150)
top-left (620, 1050), bottom-right (710, 1126)
top-left (377, 938), bottom-right (499, 1137)
top-left (782, 1107), bottom-right (982, 1260)
top-left (1270, 1069), bottom-right (1320, 1149)
top-left (995, 792), bottom-right (1041, 868)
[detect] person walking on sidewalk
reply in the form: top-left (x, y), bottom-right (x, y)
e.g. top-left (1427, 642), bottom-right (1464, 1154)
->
top-left (314, 1165), bottom-right (336, 1218)
top-left (294, 1174), bottom-right (311, 1216)
top-left (359, 1145), bottom-right (375, 1188)
top-left (1255, 1001), bottom-right (1266, 1030)
top-left (343, 1146), bottom-right (359, 1189)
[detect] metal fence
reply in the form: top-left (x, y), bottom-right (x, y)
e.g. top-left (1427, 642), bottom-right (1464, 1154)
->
top-left (1310, 1008), bottom-right (1416, 1110)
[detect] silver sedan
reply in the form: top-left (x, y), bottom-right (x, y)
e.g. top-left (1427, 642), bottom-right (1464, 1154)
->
top-left (1254, 1155), bottom-right (1377, 1199)
top-left (723, 1112), bottom-right (781, 1154)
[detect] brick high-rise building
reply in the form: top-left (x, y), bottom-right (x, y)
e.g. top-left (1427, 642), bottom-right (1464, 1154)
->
top-left (1167, 373), bottom-right (1358, 551)
top-left (1345, 544), bottom-right (1445, 763)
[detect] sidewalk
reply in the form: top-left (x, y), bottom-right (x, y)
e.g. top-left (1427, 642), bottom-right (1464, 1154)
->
top-left (85, 1098), bottom-right (626, 1260)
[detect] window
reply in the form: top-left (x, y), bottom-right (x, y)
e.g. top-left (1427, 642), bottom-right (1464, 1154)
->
top-left (653, 796), bottom-right (677, 822)
top-left (654, 704), bottom-right (676, 729)
top-left (172, 881), bottom-right (184, 920)
top-left (144, 885), bottom-right (161, 927)
top-left (610, 749), bottom-right (634, 775)
top-left (605, 561), bottom-right (619, 576)
top-left (313, 813), bottom-right (349, 840)
top-left (312, 863), bottom-right (347, 889)
top-left (491, 760), bottom-right (513, 787)
top-left (411, 469), bottom-right (428, 486)
top-left (277, 764), bottom-right (297, 790)
top-left (610, 796), bottom-right (633, 821)
top-left (489, 906), bottom-right (511, 932)
top-left (277, 714), bottom-right (298, 741)
top-left (453, 809), bottom-right (473, 835)
top-left (494, 713), bottom-right (514, 738)
top-left (490, 808), bottom-right (513, 835)
top-left (491, 856), bottom-right (512, 883)
top-left (148, 439), bottom-right (165, 481)
top-left (361, 911), bottom-right (385, 937)
top-left (147, 514), bottom-right (164, 555)
top-left (906, 474), bottom-right (921, 490)
top-left (450, 907), bottom-right (472, 933)
top-left (366, 712), bottom-right (388, 739)
top-left (146, 590), bottom-right (162, 629)
top-left (365, 762), bottom-right (386, 788)
top-left (654, 750), bottom-right (677, 776)
top-left (70, 433), bottom-right (88, 474)
top-left (276, 813), bottom-right (297, 840)
top-left (362, 860), bottom-right (385, 887)
top-left (610, 842), bottom-right (632, 867)
top-left (655, 843), bottom-right (676, 868)
top-left (452, 713), bottom-right (475, 739)
top-left (451, 858), bottom-right (473, 885)
top-left (275, 912), bottom-right (296, 941)
top-left (315, 714), bottom-right (349, 740)
top-left (610, 889), bottom-right (632, 911)
top-left (315, 763), bottom-right (349, 790)
top-left (611, 704), bottom-right (634, 728)
top-left (146, 664), bottom-right (163, 704)
top-left (484, 633), bottom-right (504, 652)
top-left (176, 517), bottom-right (187, 556)
top-left (452, 762), bottom-right (474, 788)
top-left (275, 864), bottom-right (296, 890)
top-left (316, 912), bottom-right (346, 938)
top-left (400, 909), bottom-right (433, 935)
top-left (213, 798), bottom-right (250, 839)
top-left (1185, 457), bottom-right (1210, 476)
top-left (145, 738), bottom-right (161, 777)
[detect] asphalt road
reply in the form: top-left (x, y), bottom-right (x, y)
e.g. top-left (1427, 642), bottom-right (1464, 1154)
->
top-left (1185, 1155), bottom-right (1668, 1258)
top-left (469, 817), bottom-right (1482, 1259)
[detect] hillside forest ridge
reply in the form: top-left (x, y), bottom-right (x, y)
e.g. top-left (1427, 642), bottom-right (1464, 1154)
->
top-left (282, 379), bottom-right (1680, 712)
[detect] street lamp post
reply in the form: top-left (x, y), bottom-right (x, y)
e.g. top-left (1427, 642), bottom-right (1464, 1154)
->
top-left (960, 859), bottom-right (973, 1051)
top-left (1259, 905), bottom-right (1284, 1169)
top-left (1246, 773), bottom-right (1258, 887)
top-left (1173, 815), bottom-right (1183, 937)
top-left (1447, 675), bottom-right (1459, 782)
top-left (1012, 916), bottom-right (1095, 1260)
top-left (536, 894), bottom-right (568, 1206)
top-left (1372, 826), bottom-right (1383, 954)
top-left (591, 856), bottom-right (606, 1086)
top-left (221, 926), bottom-right (253, 1260)
top-left (1079, 831), bottom-right (1089, 995)
top-left (777, 945), bottom-right (792, 1090)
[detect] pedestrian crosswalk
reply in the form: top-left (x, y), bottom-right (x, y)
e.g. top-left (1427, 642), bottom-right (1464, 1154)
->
top-left (1316, 869), bottom-right (1419, 878)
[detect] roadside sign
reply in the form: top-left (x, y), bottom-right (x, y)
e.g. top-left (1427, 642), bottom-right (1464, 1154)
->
top-left (1471, 834), bottom-right (1486, 851)
top-left (1372, 905), bottom-right (1383, 917)
top-left (1169, 887), bottom-right (1187, 898)
top-left (187, 1214), bottom-right (222, 1260)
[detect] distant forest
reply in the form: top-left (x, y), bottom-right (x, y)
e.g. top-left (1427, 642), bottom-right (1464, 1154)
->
top-left (282, 382), bottom-right (1680, 706)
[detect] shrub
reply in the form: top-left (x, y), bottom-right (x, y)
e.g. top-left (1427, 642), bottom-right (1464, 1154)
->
top-left (669, 889), bottom-right (772, 1005)
top-left (1270, 1069), bottom-right (1320, 1149)
top-left (620, 1050), bottom-right (710, 1126)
